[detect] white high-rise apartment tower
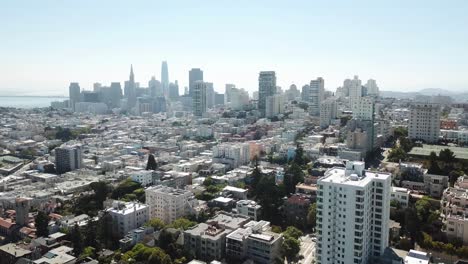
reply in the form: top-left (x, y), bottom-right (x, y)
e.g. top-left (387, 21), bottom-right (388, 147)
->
top-left (365, 79), bottom-right (379, 97)
top-left (55, 144), bottom-right (82, 174)
top-left (408, 103), bottom-right (441, 143)
top-left (352, 97), bottom-right (374, 120)
top-left (192, 81), bottom-right (207, 117)
top-left (308, 77), bottom-right (324, 116)
top-left (348, 75), bottom-right (363, 107)
top-left (316, 161), bottom-right (391, 264)
top-left (258, 71), bottom-right (277, 117)
top-left (320, 97), bottom-right (338, 128)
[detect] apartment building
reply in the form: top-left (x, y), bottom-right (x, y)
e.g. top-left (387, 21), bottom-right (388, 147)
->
top-left (55, 145), bottom-right (82, 174)
top-left (441, 176), bottom-right (468, 243)
top-left (184, 213), bottom-right (250, 261)
top-left (316, 161), bottom-right (391, 264)
top-left (391, 187), bottom-right (410, 208)
top-left (107, 201), bottom-right (149, 238)
top-left (236, 200), bottom-right (262, 221)
top-left (408, 103), bottom-right (441, 143)
top-left (226, 220), bottom-right (283, 264)
top-left (145, 185), bottom-right (195, 224)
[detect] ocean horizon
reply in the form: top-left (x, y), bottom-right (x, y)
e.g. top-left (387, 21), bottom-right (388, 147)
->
top-left (0, 96), bottom-right (68, 109)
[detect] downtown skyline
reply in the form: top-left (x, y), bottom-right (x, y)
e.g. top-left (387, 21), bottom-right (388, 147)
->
top-left (2, 0), bottom-right (468, 96)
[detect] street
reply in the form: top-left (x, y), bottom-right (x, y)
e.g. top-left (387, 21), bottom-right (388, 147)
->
top-left (299, 234), bottom-right (316, 264)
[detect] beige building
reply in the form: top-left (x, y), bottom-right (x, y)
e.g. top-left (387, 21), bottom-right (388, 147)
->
top-left (408, 103), bottom-right (441, 143)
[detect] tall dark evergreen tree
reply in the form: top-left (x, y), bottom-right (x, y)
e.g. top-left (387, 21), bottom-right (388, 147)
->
top-left (146, 154), bottom-right (158, 170)
top-left (70, 223), bottom-right (84, 256)
top-left (293, 143), bottom-right (305, 166)
top-left (35, 211), bottom-right (49, 237)
top-left (84, 220), bottom-right (98, 249)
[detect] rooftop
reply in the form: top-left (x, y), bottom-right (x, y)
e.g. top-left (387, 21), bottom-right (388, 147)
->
top-left (409, 144), bottom-right (468, 160)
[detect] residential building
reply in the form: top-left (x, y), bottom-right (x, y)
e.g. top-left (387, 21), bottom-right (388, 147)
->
top-left (55, 145), bottom-right (82, 174)
top-left (309, 77), bottom-right (325, 116)
top-left (145, 185), bottom-right (195, 224)
top-left (193, 81), bottom-right (207, 117)
top-left (184, 213), bottom-right (250, 261)
top-left (391, 187), bottom-right (410, 208)
top-left (316, 161), bottom-right (391, 264)
top-left (212, 143), bottom-right (250, 169)
top-left (235, 200), bottom-right (261, 221)
top-left (365, 79), bottom-right (379, 97)
top-left (226, 220), bottom-right (283, 264)
top-left (348, 75), bottom-right (363, 107)
top-left (258, 71), bottom-right (277, 117)
top-left (107, 201), bottom-right (149, 238)
top-left (15, 197), bottom-right (30, 226)
top-left (265, 94), bottom-right (284, 118)
top-left (320, 97), bottom-right (338, 128)
top-left (408, 103), bottom-right (441, 143)
top-left (283, 194), bottom-right (312, 229)
top-left (352, 97), bottom-right (374, 121)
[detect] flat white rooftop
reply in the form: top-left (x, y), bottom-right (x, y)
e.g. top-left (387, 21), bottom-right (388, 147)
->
top-left (320, 167), bottom-right (390, 187)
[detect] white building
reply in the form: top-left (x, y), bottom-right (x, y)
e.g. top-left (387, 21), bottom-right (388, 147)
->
top-left (55, 145), bottom-right (82, 174)
top-left (391, 187), bottom-right (410, 208)
top-left (309, 77), bottom-right (325, 116)
top-left (145, 185), bottom-right (195, 224)
top-left (347, 75), bottom-right (363, 107)
top-left (320, 97), bottom-right (338, 128)
top-left (404, 250), bottom-right (430, 264)
top-left (230, 88), bottom-right (250, 111)
top-left (212, 143), bottom-right (250, 168)
top-left (316, 161), bottom-right (391, 264)
top-left (352, 97), bottom-right (374, 121)
top-left (408, 103), bottom-right (441, 143)
top-left (226, 220), bottom-right (283, 264)
top-left (365, 79), bottom-right (379, 97)
top-left (107, 201), bottom-right (149, 237)
top-left (130, 170), bottom-right (153, 187)
top-left (193, 81), bottom-right (207, 117)
top-left (265, 94), bottom-right (285, 118)
top-left (235, 200), bottom-right (261, 220)
top-left (74, 102), bottom-right (108, 114)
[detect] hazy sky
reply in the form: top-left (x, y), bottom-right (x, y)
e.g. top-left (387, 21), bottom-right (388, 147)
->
top-left (1, 0), bottom-right (468, 96)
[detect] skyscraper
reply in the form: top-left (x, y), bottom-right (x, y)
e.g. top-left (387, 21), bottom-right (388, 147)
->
top-left (225, 84), bottom-right (236, 104)
top-left (69, 82), bottom-right (81, 111)
top-left (148, 76), bottom-right (162, 97)
top-left (192, 81), bottom-right (207, 117)
top-left (124, 65), bottom-right (137, 109)
top-left (316, 161), bottom-right (391, 264)
top-left (161, 61), bottom-right (169, 97)
top-left (258, 71), bottom-right (277, 117)
top-left (168, 81), bottom-right (179, 100)
top-left (109, 82), bottom-right (123, 108)
top-left (189, 68), bottom-right (204, 96)
top-left (309, 77), bottom-right (324, 116)
top-left (205, 82), bottom-right (215, 109)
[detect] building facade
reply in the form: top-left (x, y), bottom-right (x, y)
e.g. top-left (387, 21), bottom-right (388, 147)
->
top-left (258, 71), bottom-right (277, 117)
top-left (408, 103), bottom-right (441, 143)
top-left (316, 161), bottom-right (391, 264)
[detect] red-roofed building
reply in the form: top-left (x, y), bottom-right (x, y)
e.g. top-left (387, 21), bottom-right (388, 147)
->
top-left (283, 194), bottom-right (312, 230)
top-left (0, 217), bottom-right (17, 237)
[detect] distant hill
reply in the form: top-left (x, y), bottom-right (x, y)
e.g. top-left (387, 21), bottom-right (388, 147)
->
top-left (381, 88), bottom-right (468, 102)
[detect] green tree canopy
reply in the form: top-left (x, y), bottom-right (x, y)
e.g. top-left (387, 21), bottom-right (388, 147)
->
top-left (35, 211), bottom-right (49, 237)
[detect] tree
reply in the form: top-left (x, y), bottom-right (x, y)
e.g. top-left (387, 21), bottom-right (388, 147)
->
top-left (428, 151), bottom-right (442, 174)
top-left (90, 181), bottom-right (110, 208)
top-left (394, 127), bottom-right (408, 139)
top-left (439, 148), bottom-right (457, 164)
top-left (415, 196), bottom-right (437, 223)
top-left (271, 225), bottom-right (282, 233)
top-left (146, 218), bottom-right (166, 230)
top-left (282, 236), bottom-right (301, 263)
top-left (307, 203), bottom-right (317, 230)
top-left (283, 226), bottom-right (303, 240)
top-left (111, 178), bottom-right (142, 200)
top-left (284, 162), bottom-right (305, 195)
top-left (97, 212), bottom-right (114, 249)
top-left (84, 220), bottom-right (98, 249)
top-left (256, 175), bottom-right (284, 223)
top-left (293, 144), bottom-right (305, 166)
top-left (388, 147), bottom-right (407, 162)
top-left (35, 211), bottom-right (49, 237)
top-left (399, 137), bottom-right (413, 153)
top-left (146, 154), bottom-right (158, 170)
top-left (168, 218), bottom-right (196, 230)
top-left (70, 224), bottom-right (84, 256)
top-left (449, 170), bottom-right (465, 187)
top-left (251, 157), bottom-right (262, 194)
